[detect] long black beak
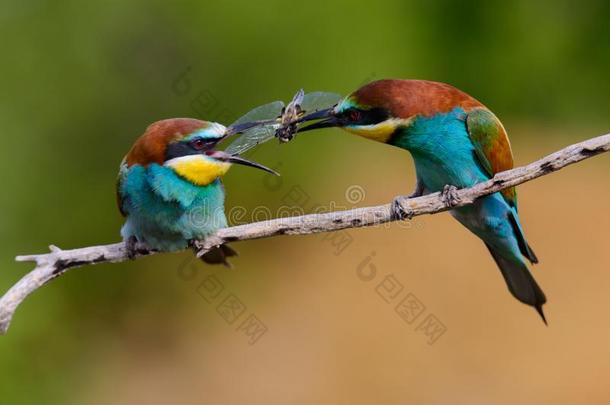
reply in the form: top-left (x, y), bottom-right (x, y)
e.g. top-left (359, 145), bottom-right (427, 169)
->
top-left (297, 108), bottom-right (342, 133)
top-left (207, 150), bottom-right (280, 176)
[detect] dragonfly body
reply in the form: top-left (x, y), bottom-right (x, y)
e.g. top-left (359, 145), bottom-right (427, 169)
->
top-left (224, 90), bottom-right (341, 154)
top-left (276, 89), bottom-right (304, 142)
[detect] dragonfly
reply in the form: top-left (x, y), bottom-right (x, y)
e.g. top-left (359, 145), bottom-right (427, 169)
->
top-left (224, 89), bottom-right (342, 155)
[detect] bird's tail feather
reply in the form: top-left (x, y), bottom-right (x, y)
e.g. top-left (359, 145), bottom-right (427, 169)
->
top-left (508, 210), bottom-right (539, 264)
top-left (200, 244), bottom-right (238, 268)
top-left (485, 243), bottom-right (547, 323)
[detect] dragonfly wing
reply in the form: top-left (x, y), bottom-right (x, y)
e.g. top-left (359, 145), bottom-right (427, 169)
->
top-left (300, 92), bottom-right (342, 113)
top-left (224, 123), bottom-right (279, 155)
top-left (288, 89), bottom-right (305, 108)
top-left (230, 101), bottom-right (285, 127)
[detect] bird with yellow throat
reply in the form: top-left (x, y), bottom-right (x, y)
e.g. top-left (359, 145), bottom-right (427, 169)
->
top-left (298, 80), bottom-right (547, 322)
top-left (117, 118), bottom-right (278, 265)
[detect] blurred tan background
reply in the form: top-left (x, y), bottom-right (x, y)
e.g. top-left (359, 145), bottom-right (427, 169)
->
top-left (1, 1), bottom-right (609, 404)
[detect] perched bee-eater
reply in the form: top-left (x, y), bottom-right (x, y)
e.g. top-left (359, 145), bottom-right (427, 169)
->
top-left (117, 118), bottom-right (278, 264)
top-left (300, 79), bottom-right (546, 321)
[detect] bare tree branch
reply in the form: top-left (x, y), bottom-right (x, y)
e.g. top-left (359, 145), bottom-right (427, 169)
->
top-left (1, 134), bottom-right (609, 335)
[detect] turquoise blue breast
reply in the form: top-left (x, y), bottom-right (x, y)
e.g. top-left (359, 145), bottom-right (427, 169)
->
top-left (119, 164), bottom-right (227, 251)
top-left (390, 107), bottom-right (488, 192)
top-left (389, 107), bottom-right (524, 260)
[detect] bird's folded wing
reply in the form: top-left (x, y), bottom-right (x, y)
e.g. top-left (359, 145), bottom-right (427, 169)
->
top-left (466, 107), bottom-right (517, 207)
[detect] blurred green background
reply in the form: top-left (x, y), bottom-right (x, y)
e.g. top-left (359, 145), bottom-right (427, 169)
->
top-left (1, 1), bottom-right (609, 404)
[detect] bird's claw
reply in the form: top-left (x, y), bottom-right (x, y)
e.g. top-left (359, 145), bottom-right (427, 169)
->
top-left (189, 240), bottom-right (236, 269)
top-left (189, 240), bottom-right (207, 258)
top-left (441, 185), bottom-right (461, 208)
top-left (391, 197), bottom-right (413, 221)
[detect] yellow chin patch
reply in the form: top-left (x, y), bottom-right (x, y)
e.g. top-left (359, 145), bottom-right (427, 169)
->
top-left (166, 155), bottom-right (231, 186)
top-left (342, 118), bottom-right (413, 143)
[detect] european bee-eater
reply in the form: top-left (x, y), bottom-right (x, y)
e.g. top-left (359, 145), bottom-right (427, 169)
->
top-left (117, 118), bottom-right (278, 264)
top-left (300, 79), bottom-right (546, 322)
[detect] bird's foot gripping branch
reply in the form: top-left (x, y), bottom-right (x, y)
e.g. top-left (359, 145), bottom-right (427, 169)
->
top-left (1, 134), bottom-right (609, 335)
top-left (440, 185), bottom-right (461, 208)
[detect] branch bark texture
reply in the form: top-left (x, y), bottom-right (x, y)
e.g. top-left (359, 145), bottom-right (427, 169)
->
top-left (1, 134), bottom-right (609, 335)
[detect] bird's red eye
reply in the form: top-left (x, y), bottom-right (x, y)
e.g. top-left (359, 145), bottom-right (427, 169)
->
top-left (349, 110), bottom-right (362, 121)
top-left (191, 139), bottom-right (206, 150)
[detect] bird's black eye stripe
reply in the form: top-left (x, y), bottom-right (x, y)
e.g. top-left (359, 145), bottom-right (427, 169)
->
top-left (189, 138), bottom-right (218, 151)
top-left (348, 109), bottom-right (362, 122)
top-left (190, 138), bottom-right (217, 150)
top-left (165, 138), bottom-right (219, 161)
top-left (191, 139), bottom-right (205, 150)
top-left (340, 107), bottom-right (389, 126)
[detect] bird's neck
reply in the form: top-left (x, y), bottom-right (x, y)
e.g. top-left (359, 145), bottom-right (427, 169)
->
top-left (388, 108), bottom-right (482, 192)
top-left (146, 163), bottom-right (225, 209)
top-left (388, 108), bottom-right (469, 154)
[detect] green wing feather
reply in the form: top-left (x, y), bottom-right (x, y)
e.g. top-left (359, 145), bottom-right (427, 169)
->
top-left (466, 108), bottom-right (538, 263)
top-left (466, 108), bottom-right (517, 207)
